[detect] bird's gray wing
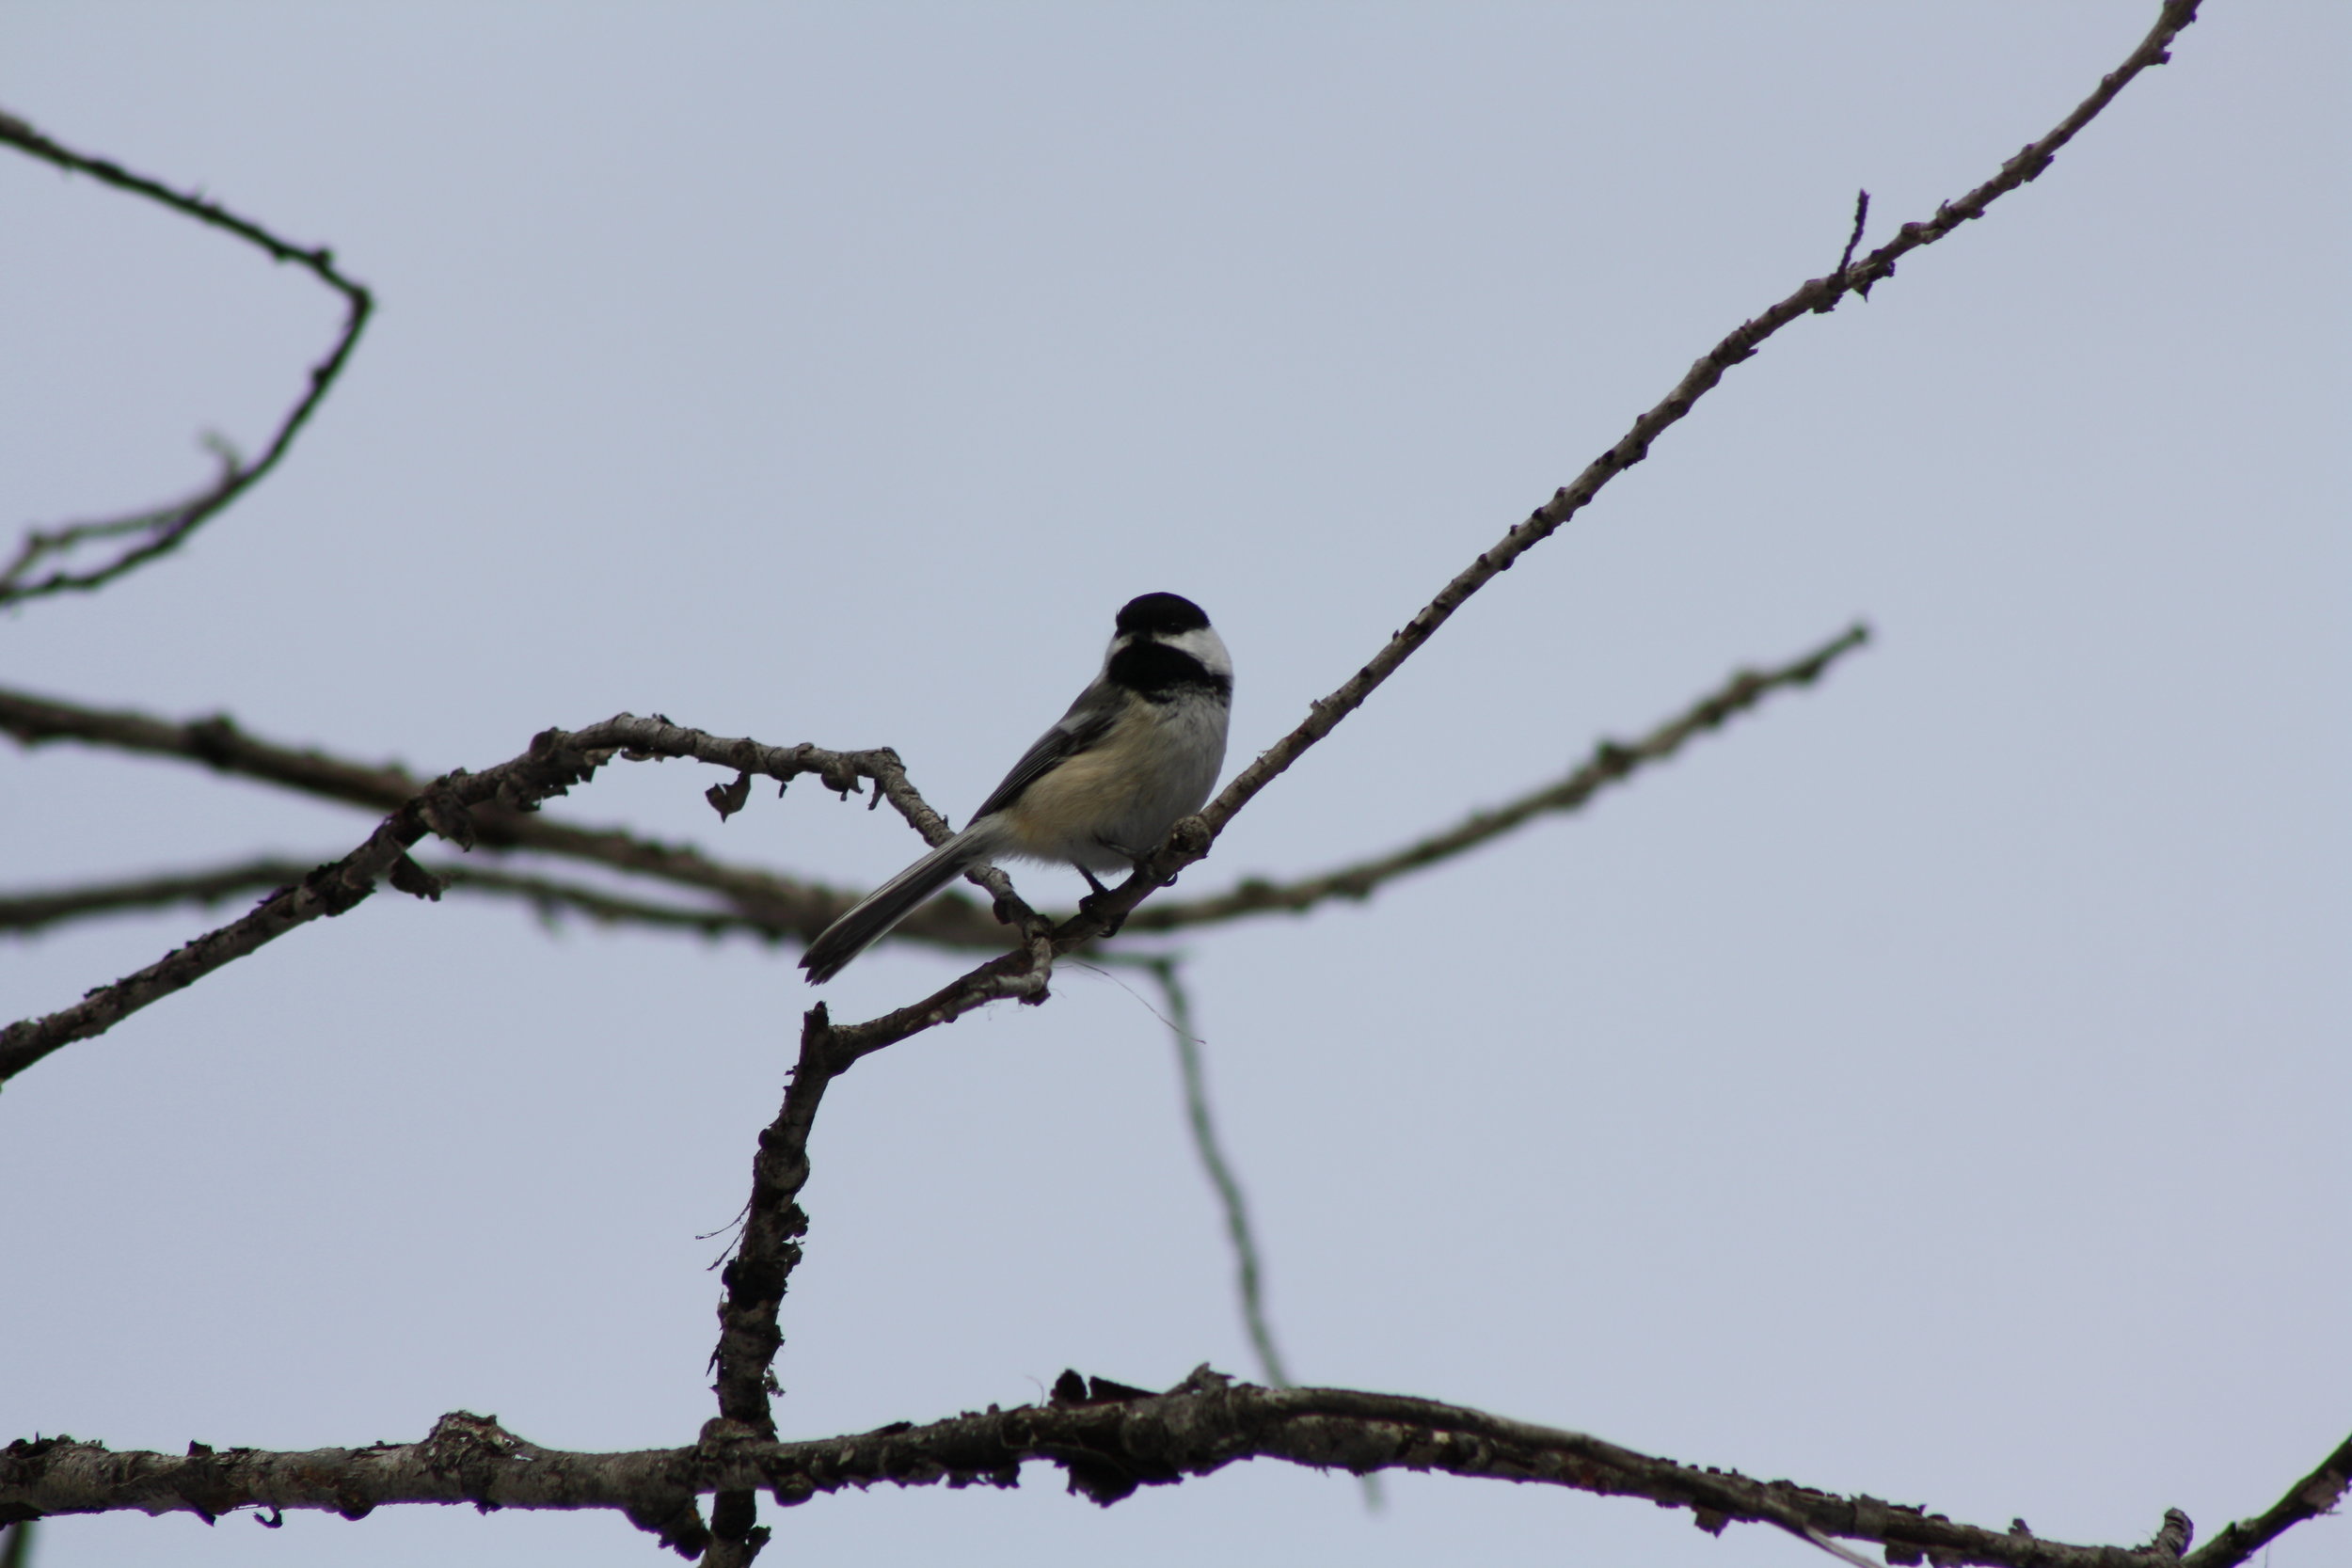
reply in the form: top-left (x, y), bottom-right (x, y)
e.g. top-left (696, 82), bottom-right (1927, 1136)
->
top-left (966, 678), bottom-right (1122, 823)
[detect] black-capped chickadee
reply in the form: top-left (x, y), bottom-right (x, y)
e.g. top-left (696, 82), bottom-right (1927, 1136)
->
top-left (800, 592), bottom-right (1232, 984)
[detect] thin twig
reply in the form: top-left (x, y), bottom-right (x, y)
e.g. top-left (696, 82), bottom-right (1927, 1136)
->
top-left (0, 859), bottom-right (316, 936)
top-left (1138, 960), bottom-right (1384, 1511)
top-left (0, 858), bottom-right (778, 944)
top-left (1133, 623), bottom-right (1869, 931)
top-left (1831, 189), bottom-right (1872, 293)
top-left (1172, 0), bottom-right (2201, 860)
top-left (1140, 959), bottom-right (1290, 1386)
top-left (0, 111), bottom-right (373, 603)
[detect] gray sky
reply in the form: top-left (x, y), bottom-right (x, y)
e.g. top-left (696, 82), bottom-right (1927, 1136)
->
top-left (3, 3), bottom-right (2346, 1564)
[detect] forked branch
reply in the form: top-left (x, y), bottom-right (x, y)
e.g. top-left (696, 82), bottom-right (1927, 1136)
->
top-left (0, 717), bottom-right (977, 1084)
top-left (0, 112), bottom-right (372, 603)
top-left (0, 685), bottom-right (996, 949)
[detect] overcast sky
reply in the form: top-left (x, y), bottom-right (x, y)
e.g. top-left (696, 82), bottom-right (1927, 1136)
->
top-left (3, 4), bottom-right (2346, 1565)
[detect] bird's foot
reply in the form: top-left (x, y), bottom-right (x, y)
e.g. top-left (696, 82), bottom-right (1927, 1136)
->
top-left (1073, 864), bottom-right (1131, 937)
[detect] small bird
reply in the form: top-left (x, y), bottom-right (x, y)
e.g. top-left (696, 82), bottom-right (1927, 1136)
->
top-left (800, 592), bottom-right (1232, 984)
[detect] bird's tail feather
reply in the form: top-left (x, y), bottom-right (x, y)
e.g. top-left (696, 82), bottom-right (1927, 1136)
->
top-left (800, 834), bottom-right (981, 984)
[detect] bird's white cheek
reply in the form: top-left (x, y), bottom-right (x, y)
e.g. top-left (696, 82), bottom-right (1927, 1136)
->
top-left (1161, 626), bottom-right (1232, 679)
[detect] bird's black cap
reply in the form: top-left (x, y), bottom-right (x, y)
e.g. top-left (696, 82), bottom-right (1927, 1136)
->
top-left (1116, 593), bottom-right (1210, 636)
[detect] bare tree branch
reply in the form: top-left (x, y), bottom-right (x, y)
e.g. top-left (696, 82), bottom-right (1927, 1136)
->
top-left (0, 686), bottom-right (443, 804)
top-left (0, 716), bottom-right (977, 1085)
top-left (1140, 959), bottom-right (1291, 1387)
top-left (1135, 623), bottom-right (1869, 931)
top-left (0, 858), bottom-right (774, 944)
top-left (0, 685), bottom-right (1015, 953)
top-left (0, 859), bottom-right (314, 937)
top-left (705, 909), bottom-right (1049, 1568)
top-left (702, 1006), bottom-right (833, 1565)
top-left (9, 1371), bottom-right (2323, 1568)
top-left (0, 863), bottom-right (1191, 984)
top-left (1164, 0), bottom-right (2201, 861)
top-left (2180, 1430), bottom-right (2352, 1568)
top-left (0, 112), bottom-right (373, 604)
top-left (1137, 958), bottom-right (1388, 1513)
